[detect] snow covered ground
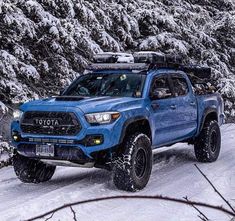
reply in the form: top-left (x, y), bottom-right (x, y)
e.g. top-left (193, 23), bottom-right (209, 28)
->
top-left (0, 124), bottom-right (235, 221)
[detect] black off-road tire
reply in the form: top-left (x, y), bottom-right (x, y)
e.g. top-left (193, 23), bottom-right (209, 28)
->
top-left (113, 133), bottom-right (152, 192)
top-left (13, 153), bottom-right (56, 183)
top-left (194, 120), bottom-right (221, 162)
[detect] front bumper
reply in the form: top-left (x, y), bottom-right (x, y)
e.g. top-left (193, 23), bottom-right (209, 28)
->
top-left (16, 143), bottom-right (93, 165)
top-left (11, 110), bottom-right (124, 162)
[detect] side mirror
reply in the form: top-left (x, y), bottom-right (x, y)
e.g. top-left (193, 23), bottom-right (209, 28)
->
top-left (150, 91), bottom-right (162, 100)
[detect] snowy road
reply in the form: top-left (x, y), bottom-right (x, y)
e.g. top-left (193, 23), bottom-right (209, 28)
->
top-left (0, 125), bottom-right (235, 221)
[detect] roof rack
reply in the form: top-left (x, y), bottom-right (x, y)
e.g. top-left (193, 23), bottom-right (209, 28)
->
top-left (87, 52), bottom-right (212, 80)
top-left (88, 52), bottom-right (183, 71)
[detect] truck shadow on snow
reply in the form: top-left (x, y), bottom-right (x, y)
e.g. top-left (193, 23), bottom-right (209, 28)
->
top-left (152, 146), bottom-right (196, 167)
top-left (45, 146), bottom-right (197, 190)
top-left (9, 146), bottom-right (197, 193)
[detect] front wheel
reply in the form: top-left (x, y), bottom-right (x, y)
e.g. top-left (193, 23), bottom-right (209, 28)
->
top-left (113, 133), bottom-right (152, 192)
top-left (13, 153), bottom-right (56, 183)
top-left (194, 120), bottom-right (221, 162)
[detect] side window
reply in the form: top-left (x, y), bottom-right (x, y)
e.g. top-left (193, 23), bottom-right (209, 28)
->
top-left (172, 76), bottom-right (189, 97)
top-left (150, 76), bottom-right (173, 100)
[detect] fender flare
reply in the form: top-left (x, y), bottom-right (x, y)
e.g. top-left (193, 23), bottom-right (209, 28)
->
top-left (199, 107), bottom-right (218, 133)
top-left (119, 116), bottom-right (150, 144)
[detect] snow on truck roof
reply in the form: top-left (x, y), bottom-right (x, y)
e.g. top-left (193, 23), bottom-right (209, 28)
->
top-left (86, 52), bottom-right (212, 80)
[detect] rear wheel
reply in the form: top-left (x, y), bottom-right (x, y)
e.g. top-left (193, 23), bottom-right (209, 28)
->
top-left (13, 153), bottom-right (56, 183)
top-left (113, 133), bottom-right (152, 192)
top-left (194, 120), bottom-right (221, 162)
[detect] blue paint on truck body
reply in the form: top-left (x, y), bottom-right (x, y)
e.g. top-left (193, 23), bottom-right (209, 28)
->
top-left (11, 68), bottom-right (224, 162)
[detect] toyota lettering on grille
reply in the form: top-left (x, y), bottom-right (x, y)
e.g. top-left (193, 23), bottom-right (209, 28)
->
top-left (34, 119), bottom-right (60, 127)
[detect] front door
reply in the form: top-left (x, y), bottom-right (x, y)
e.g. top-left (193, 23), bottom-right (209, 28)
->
top-left (149, 74), bottom-right (178, 146)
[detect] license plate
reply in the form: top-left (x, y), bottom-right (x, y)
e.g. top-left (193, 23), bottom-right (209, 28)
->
top-left (36, 144), bottom-right (55, 157)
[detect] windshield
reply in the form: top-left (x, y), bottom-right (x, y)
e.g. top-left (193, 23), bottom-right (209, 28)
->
top-left (64, 73), bottom-right (146, 98)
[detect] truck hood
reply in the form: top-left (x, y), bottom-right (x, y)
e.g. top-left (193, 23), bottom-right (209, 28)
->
top-left (20, 96), bottom-right (143, 113)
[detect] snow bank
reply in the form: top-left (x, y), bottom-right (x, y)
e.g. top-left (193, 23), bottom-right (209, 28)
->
top-left (0, 124), bottom-right (235, 221)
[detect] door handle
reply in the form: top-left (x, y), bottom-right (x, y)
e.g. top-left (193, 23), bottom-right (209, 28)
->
top-left (170, 105), bottom-right (177, 110)
top-left (190, 102), bottom-right (196, 106)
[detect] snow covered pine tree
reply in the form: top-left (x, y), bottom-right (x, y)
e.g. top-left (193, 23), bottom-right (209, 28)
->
top-left (0, 0), bottom-right (234, 121)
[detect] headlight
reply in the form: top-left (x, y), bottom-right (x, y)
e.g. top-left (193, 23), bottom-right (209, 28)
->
top-left (13, 110), bottom-right (23, 120)
top-left (85, 112), bottom-right (120, 125)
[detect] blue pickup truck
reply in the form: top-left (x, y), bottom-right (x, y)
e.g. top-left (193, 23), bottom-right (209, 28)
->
top-left (11, 52), bottom-right (224, 191)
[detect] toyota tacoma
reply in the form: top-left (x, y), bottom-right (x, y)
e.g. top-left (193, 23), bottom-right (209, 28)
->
top-left (11, 52), bottom-right (225, 191)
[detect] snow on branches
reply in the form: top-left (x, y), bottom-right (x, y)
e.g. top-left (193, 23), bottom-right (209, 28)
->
top-left (0, 0), bottom-right (234, 119)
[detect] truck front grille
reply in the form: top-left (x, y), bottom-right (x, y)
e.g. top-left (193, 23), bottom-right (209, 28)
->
top-left (20, 111), bottom-right (81, 136)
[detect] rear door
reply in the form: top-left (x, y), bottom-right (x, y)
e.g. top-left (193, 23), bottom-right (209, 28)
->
top-left (169, 73), bottom-right (198, 139)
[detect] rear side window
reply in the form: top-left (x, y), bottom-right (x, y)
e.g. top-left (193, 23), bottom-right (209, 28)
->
top-left (172, 76), bottom-right (189, 97)
top-left (150, 76), bottom-right (173, 100)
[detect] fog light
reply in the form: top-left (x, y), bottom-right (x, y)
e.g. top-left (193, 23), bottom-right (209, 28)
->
top-left (13, 135), bottom-right (20, 142)
top-left (12, 131), bottom-right (21, 142)
top-left (94, 139), bottom-right (101, 145)
top-left (81, 135), bottom-right (104, 146)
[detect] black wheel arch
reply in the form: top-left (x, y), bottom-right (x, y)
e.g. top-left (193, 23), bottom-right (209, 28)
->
top-left (119, 116), bottom-right (152, 144)
top-left (199, 108), bottom-right (218, 133)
